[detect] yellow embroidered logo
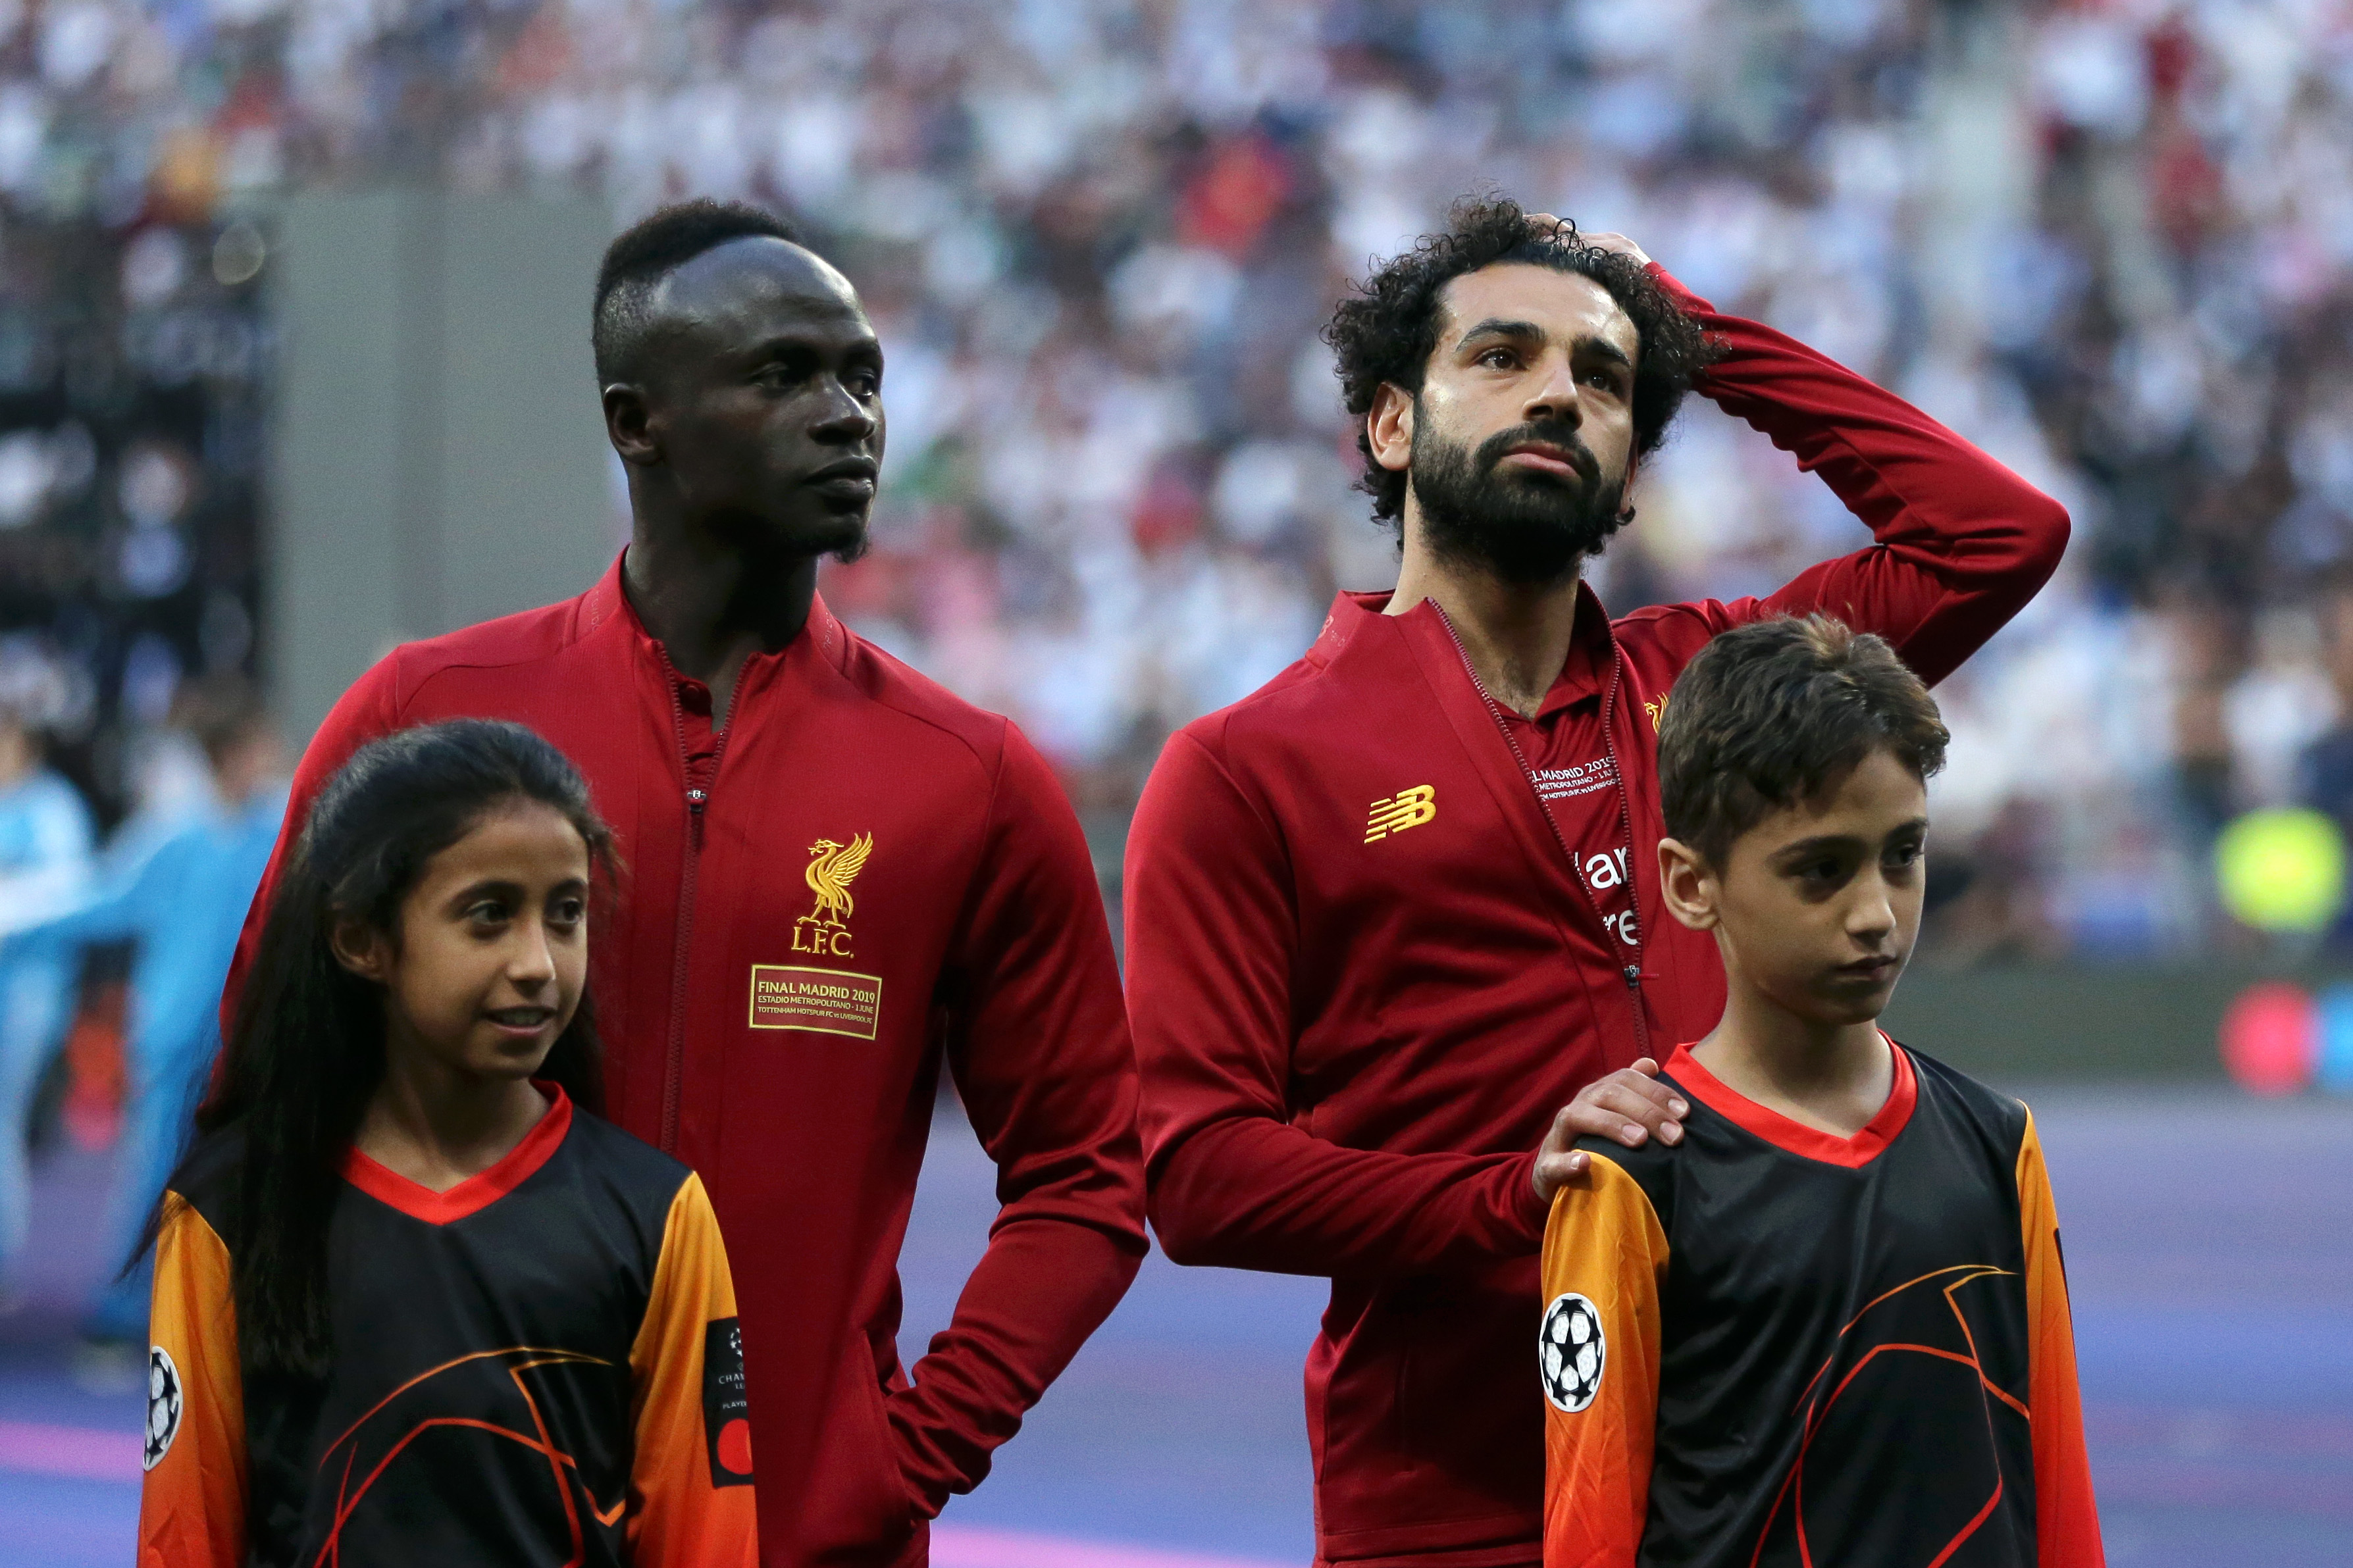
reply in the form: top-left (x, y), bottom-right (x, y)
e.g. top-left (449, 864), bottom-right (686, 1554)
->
top-left (1643, 696), bottom-right (1667, 732)
top-left (794, 832), bottom-right (873, 959)
top-left (1364, 786), bottom-right (1437, 843)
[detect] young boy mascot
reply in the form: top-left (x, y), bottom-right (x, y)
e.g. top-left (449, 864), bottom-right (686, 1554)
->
top-left (1539, 615), bottom-right (2103, 1568)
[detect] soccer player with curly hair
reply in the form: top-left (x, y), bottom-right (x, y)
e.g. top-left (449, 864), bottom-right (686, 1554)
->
top-left (1124, 195), bottom-right (2069, 1566)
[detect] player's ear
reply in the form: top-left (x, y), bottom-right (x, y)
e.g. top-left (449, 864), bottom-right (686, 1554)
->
top-left (1657, 836), bottom-right (1718, 932)
top-left (1367, 382), bottom-right (1414, 472)
top-left (603, 382), bottom-right (660, 467)
top-left (328, 914), bottom-right (394, 984)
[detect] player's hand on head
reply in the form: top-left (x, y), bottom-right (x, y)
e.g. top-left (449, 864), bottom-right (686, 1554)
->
top-left (1579, 230), bottom-right (1653, 268)
top-left (1526, 213), bottom-right (1653, 270)
top-left (1532, 1059), bottom-right (1689, 1204)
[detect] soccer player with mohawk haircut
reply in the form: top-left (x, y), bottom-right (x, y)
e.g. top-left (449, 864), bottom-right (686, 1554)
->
top-left (222, 201), bottom-right (1147, 1566)
top-left (1122, 197), bottom-right (2070, 1567)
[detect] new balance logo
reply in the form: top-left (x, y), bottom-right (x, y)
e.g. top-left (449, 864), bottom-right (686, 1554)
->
top-left (1365, 786), bottom-right (1437, 843)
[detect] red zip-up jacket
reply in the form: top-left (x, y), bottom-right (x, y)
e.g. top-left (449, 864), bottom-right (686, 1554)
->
top-left (1122, 268), bottom-right (2068, 1568)
top-left (224, 561), bottom-right (1146, 1567)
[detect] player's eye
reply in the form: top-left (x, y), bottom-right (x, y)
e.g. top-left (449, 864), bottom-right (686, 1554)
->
top-left (1476, 347), bottom-right (1518, 369)
top-left (1794, 857), bottom-right (1850, 890)
top-left (756, 352), bottom-right (817, 390)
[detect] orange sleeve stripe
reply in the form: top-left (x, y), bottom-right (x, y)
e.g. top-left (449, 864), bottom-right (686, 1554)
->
top-left (1541, 1154), bottom-right (1667, 1568)
top-left (138, 1194), bottom-right (247, 1568)
top-left (626, 1171), bottom-right (759, 1568)
top-left (2015, 1111), bottom-right (2105, 1568)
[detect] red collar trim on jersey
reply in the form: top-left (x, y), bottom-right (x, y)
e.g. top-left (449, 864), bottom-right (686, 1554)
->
top-left (340, 1084), bottom-right (573, 1225)
top-left (1665, 1036), bottom-right (1916, 1169)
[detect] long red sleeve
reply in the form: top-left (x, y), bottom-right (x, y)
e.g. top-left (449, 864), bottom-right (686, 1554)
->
top-left (892, 724), bottom-right (1146, 1512)
top-left (1127, 732), bottom-right (1549, 1278)
top-left (1626, 266), bottom-right (2071, 684)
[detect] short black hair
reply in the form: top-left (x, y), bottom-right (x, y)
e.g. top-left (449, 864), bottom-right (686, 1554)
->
top-left (1658, 616), bottom-right (1949, 868)
top-left (1323, 194), bottom-right (1721, 526)
top-left (593, 199), bottom-right (804, 385)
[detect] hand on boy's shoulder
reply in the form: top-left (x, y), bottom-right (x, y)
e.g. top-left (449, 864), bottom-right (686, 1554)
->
top-left (1532, 1059), bottom-right (1690, 1205)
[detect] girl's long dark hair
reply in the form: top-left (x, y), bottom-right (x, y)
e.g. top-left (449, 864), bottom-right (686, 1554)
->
top-left (147, 719), bottom-right (616, 1377)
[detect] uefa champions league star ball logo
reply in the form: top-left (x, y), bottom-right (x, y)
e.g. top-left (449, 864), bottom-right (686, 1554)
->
top-left (145, 1346), bottom-right (183, 1470)
top-left (1539, 1293), bottom-right (1606, 1413)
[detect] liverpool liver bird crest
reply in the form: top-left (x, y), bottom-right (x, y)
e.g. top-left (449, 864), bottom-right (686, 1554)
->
top-left (802, 833), bottom-right (873, 928)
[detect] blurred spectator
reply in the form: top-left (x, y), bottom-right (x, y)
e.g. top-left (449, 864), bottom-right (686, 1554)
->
top-left (14, 674), bottom-right (280, 1362)
top-left (0, 644), bottom-right (95, 1302)
top-left (0, 0), bottom-right (2347, 962)
top-left (2302, 580), bottom-right (2353, 818)
top-left (2298, 576), bottom-right (2353, 948)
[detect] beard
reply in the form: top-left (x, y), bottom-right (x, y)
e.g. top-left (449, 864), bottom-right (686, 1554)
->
top-left (825, 518), bottom-right (872, 566)
top-left (711, 497), bottom-right (871, 565)
top-left (779, 493), bottom-right (873, 565)
top-left (1407, 411), bottom-right (1628, 586)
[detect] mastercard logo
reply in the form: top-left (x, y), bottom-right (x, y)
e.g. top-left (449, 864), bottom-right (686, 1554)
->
top-left (717, 1417), bottom-right (754, 1477)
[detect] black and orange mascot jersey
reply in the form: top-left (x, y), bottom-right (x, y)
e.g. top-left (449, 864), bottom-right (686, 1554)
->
top-left (139, 1088), bottom-right (758, 1568)
top-left (1541, 1042), bottom-right (2103, 1568)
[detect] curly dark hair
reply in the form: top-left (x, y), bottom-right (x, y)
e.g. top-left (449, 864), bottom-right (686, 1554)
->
top-left (1324, 195), bottom-right (1722, 526)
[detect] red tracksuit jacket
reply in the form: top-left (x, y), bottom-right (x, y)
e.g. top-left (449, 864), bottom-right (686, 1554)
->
top-left (1122, 267), bottom-right (2069, 1568)
top-left (224, 563), bottom-right (1147, 1566)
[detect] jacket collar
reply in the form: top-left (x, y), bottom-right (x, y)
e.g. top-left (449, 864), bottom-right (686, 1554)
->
top-left (1310, 579), bottom-right (1618, 715)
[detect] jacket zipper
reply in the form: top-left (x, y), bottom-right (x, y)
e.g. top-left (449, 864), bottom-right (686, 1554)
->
top-left (1432, 603), bottom-right (1653, 1059)
top-left (658, 654), bottom-right (731, 1154)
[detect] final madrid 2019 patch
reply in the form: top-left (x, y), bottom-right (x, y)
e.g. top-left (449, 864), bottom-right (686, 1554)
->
top-left (748, 965), bottom-right (883, 1040)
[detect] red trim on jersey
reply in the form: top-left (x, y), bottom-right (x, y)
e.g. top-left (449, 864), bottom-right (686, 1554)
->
top-left (1667, 1036), bottom-right (1915, 1169)
top-left (340, 1084), bottom-right (573, 1225)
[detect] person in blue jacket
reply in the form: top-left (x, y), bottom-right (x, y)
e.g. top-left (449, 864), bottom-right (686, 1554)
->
top-left (18, 676), bottom-right (282, 1352)
top-left (0, 678), bottom-right (95, 1303)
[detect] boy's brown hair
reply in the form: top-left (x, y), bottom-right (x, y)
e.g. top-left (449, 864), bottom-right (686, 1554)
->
top-left (1657, 615), bottom-right (1948, 867)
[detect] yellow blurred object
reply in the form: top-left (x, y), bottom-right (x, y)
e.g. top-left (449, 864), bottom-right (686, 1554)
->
top-left (149, 126), bottom-right (219, 223)
top-left (2215, 807), bottom-right (2347, 933)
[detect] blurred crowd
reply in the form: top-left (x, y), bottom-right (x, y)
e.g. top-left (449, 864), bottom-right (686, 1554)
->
top-left (2, 0), bottom-right (2353, 988)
